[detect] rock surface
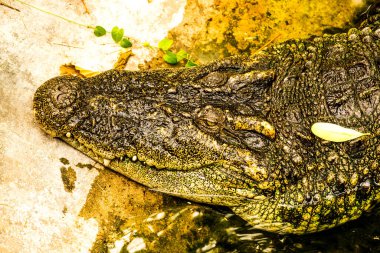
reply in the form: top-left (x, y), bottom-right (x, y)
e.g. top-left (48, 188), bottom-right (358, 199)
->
top-left (0, 0), bottom-right (186, 251)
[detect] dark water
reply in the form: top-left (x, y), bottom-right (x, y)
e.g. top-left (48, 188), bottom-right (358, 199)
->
top-left (225, 208), bottom-right (380, 253)
top-left (114, 203), bottom-right (380, 252)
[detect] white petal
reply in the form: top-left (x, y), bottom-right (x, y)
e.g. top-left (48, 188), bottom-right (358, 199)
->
top-left (311, 122), bottom-right (370, 142)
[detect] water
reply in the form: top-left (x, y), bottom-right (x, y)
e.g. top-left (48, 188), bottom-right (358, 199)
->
top-left (103, 203), bottom-right (380, 252)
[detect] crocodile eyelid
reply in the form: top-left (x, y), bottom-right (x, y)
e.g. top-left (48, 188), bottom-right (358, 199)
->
top-left (227, 69), bottom-right (275, 90)
top-left (227, 115), bottom-right (276, 139)
top-left (199, 71), bottom-right (228, 88)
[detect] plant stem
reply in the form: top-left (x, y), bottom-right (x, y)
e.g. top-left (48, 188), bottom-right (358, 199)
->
top-left (13, 0), bottom-right (95, 29)
top-left (1, 1), bottom-right (20, 11)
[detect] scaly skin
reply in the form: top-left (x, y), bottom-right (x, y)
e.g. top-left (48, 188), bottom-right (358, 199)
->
top-left (34, 9), bottom-right (380, 234)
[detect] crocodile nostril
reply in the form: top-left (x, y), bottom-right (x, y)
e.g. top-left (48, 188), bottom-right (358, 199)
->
top-left (51, 83), bottom-right (78, 109)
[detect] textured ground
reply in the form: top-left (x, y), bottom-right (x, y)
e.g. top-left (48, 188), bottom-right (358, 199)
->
top-left (0, 0), bottom-right (186, 251)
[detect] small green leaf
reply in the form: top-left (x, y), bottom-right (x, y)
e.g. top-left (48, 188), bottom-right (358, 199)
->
top-left (120, 38), bottom-right (132, 48)
top-left (176, 49), bottom-right (188, 62)
top-left (143, 42), bottom-right (153, 48)
top-left (158, 38), bottom-right (173, 51)
top-left (94, 26), bottom-right (106, 37)
top-left (311, 122), bottom-right (370, 142)
top-left (111, 26), bottom-right (124, 43)
top-left (163, 51), bottom-right (177, 64)
top-left (185, 60), bottom-right (197, 67)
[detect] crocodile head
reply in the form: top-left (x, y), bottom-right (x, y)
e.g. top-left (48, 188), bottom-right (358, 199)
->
top-left (34, 29), bottom-right (380, 233)
top-left (34, 56), bottom-right (276, 174)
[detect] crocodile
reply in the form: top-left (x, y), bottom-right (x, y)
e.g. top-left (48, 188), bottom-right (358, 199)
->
top-left (33, 5), bottom-right (380, 234)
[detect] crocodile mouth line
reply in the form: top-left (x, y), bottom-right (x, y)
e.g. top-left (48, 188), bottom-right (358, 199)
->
top-left (60, 132), bottom-right (265, 202)
top-left (60, 132), bottom-right (140, 169)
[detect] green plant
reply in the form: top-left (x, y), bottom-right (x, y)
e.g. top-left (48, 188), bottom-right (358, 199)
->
top-left (13, 0), bottom-right (199, 65)
top-left (94, 25), bottom-right (132, 48)
top-left (157, 38), bottom-right (197, 67)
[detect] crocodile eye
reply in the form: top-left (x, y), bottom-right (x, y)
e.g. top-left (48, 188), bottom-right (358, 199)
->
top-left (195, 105), bottom-right (226, 132)
top-left (206, 121), bottom-right (218, 127)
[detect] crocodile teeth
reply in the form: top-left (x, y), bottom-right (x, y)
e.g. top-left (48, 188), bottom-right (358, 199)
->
top-left (66, 132), bottom-right (72, 138)
top-left (131, 155), bottom-right (138, 162)
top-left (103, 158), bottom-right (110, 166)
